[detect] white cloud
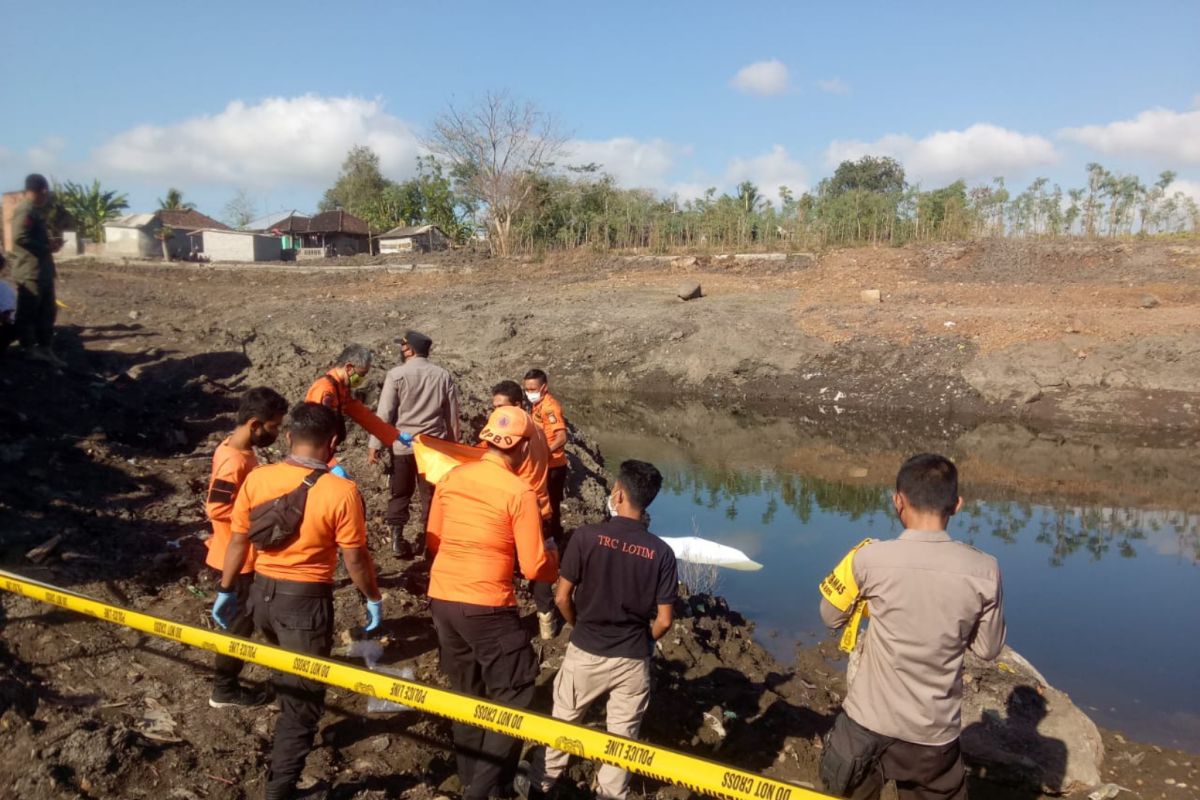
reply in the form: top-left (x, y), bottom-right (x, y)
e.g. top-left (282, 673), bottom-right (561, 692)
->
top-left (27, 136), bottom-right (67, 171)
top-left (1171, 178), bottom-right (1200, 203)
top-left (563, 137), bottom-right (681, 188)
top-left (825, 123), bottom-right (1059, 183)
top-left (725, 145), bottom-right (809, 199)
top-left (93, 95), bottom-right (422, 187)
top-left (731, 59), bottom-right (790, 96)
top-left (1059, 106), bottom-right (1200, 166)
top-left (665, 146), bottom-right (809, 206)
top-left (668, 181), bottom-right (715, 203)
top-left (816, 78), bottom-right (850, 95)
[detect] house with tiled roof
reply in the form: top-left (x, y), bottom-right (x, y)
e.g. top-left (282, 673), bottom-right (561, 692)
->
top-left (297, 209), bottom-right (372, 257)
top-left (377, 224), bottom-right (450, 253)
top-left (103, 209), bottom-right (230, 259)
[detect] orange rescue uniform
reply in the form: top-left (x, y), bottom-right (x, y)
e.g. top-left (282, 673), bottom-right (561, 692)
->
top-left (305, 372), bottom-right (398, 448)
top-left (531, 392), bottom-right (568, 469)
top-left (205, 438), bottom-right (258, 574)
top-left (231, 463), bottom-right (368, 583)
top-left (427, 451), bottom-right (558, 607)
top-left (517, 414), bottom-right (552, 520)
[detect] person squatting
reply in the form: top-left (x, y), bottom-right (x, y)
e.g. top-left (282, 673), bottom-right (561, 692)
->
top-left (207, 339), bottom-right (1005, 800)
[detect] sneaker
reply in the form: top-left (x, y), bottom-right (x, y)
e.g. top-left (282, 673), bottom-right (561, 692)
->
top-left (537, 611), bottom-right (558, 640)
top-left (209, 686), bottom-right (271, 708)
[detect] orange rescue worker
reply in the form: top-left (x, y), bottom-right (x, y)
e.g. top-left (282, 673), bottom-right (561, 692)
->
top-left (491, 380), bottom-right (551, 521)
top-left (426, 406), bottom-right (559, 800)
top-left (213, 402), bottom-right (383, 800)
top-left (304, 344), bottom-right (399, 462)
top-left (204, 386), bottom-right (288, 708)
top-left (523, 368), bottom-right (569, 637)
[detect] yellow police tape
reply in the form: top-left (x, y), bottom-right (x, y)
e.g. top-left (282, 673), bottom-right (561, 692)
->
top-left (0, 569), bottom-right (830, 800)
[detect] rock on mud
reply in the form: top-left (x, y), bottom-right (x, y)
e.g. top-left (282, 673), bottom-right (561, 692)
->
top-left (677, 282), bottom-right (703, 301)
top-left (960, 646), bottom-right (1104, 794)
top-left (860, 289), bottom-right (882, 304)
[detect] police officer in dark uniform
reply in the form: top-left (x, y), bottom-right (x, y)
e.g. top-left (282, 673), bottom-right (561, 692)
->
top-left (10, 174), bottom-right (66, 367)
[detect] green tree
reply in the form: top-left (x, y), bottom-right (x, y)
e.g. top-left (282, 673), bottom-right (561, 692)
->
top-left (1082, 163), bottom-right (1108, 237)
top-left (735, 181), bottom-right (764, 214)
top-left (320, 145), bottom-right (392, 230)
top-left (827, 156), bottom-right (907, 196)
top-left (917, 180), bottom-right (971, 239)
top-left (157, 187), bottom-right (195, 211)
top-left (55, 179), bottom-right (129, 242)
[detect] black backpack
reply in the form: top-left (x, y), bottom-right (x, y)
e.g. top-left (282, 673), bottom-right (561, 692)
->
top-left (247, 468), bottom-right (326, 551)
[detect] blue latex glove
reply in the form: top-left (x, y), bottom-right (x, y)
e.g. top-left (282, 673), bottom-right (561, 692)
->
top-left (365, 598), bottom-right (384, 633)
top-left (398, 432), bottom-right (414, 446)
top-left (330, 464), bottom-right (349, 479)
top-left (212, 590), bottom-right (237, 630)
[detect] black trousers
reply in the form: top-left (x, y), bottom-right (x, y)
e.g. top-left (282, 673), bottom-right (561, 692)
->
top-left (533, 465), bottom-right (569, 613)
top-left (251, 576), bottom-right (334, 800)
top-left (430, 599), bottom-right (539, 800)
top-left (15, 280), bottom-right (56, 349)
top-left (212, 571), bottom-right (256, 696)
top-left (546, 465), bottom-right (567, 540)
top-left (387, 453), bottom-right (433, 539)
top-left (0, 322), bottom-right (16, 354)
top-left (822, 712), bottom-right (966, 800)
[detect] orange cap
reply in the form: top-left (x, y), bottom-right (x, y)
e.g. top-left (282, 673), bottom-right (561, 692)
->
top-left (479, 407), bottom-right (533, 450)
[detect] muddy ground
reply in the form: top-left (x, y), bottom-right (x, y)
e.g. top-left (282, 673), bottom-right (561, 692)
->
top-left (0, 241), bottom-right (1197, 799)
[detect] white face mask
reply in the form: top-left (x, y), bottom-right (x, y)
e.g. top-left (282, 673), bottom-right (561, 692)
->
top-left (606, 494), bottom-right (619, 517)
top-left (525, 391), bottom-right (542, 404)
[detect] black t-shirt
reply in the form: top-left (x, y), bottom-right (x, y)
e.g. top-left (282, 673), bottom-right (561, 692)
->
top-left (560, 516), bottom-right (678, 659)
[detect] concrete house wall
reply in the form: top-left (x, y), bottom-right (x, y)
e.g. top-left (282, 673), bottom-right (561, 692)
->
top-left (104, 224), bottom-right (160, 258)
top-left (202, 230), bottom-right (283, 262)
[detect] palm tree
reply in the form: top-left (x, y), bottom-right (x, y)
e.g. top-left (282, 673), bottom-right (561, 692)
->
top-left (154, 224), bottom-right (176, 260)
top-left (56, 180), bottom-right (130, 243)
top-left (157, 187), bottom-right (195, 211)
top-left (736, 181), bottom-right (764, 214)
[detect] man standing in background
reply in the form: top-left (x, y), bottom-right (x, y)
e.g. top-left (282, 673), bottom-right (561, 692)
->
top-left (9, 174), bottom-right (66, 367)
top-left (368, 330), bottom-right (460, 557)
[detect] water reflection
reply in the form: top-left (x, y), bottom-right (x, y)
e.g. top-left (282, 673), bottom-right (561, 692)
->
top-left (659, 461), bottom-right (1200, 567)
top-left (574, 399), bottom-right (1200, 752)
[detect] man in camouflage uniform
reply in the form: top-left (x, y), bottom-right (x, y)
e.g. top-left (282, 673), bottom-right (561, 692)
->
top-left (9, 174), bottom-right (65, 366)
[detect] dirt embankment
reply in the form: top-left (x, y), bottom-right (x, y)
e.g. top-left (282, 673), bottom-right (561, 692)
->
top-left (57, 237), bottom-right (1200, 434)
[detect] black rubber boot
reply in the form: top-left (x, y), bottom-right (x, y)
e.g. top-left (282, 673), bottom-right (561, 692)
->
top-left (390, 525), bottom-right (413, 559)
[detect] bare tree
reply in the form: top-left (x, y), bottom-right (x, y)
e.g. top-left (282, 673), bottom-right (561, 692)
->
top-left (426, 91), bottom-right (565, 256)
top-left (223, 188), bottom-right (258, 230)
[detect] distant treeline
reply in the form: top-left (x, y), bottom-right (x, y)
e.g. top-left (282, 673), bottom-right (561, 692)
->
top-left (501, 158), bottom-right (1199, 253)
top-left (322, 145), bottom-right (1199, 254)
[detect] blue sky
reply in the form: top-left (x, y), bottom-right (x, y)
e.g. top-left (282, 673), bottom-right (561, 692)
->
top-left (2, 0), bottom-right (1197, 219)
